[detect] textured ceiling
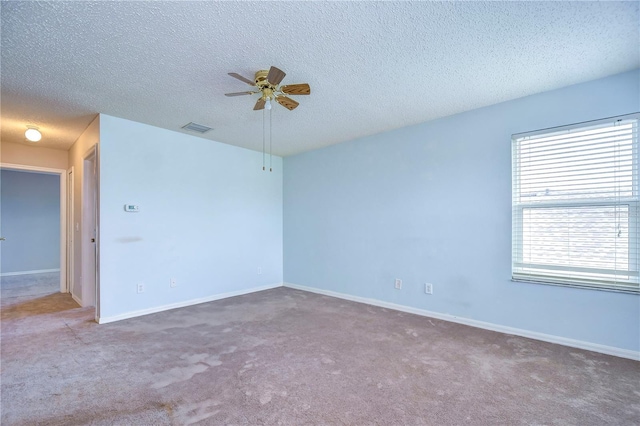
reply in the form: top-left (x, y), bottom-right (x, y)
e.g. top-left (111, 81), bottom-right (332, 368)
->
top-left (1, 1), bottom-right (638, 156)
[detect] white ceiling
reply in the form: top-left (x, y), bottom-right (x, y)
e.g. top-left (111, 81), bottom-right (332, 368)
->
top-left (1, 1), bottom-right (638, 157)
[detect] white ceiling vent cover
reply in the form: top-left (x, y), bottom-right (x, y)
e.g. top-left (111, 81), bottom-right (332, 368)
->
top-left (182, 122), bottom-right (213, 133)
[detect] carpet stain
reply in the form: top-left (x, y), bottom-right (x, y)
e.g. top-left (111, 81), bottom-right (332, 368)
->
top-left (152, 363), bottom-right (209, 389)
top-left (530, 373), bottom-right (545, 383)
top-left (205, 356), bottom-right (222, 366)
top-left (161, 402), bottom-right (174, 417)
top-left (174, 399), bottom-right (220, 425)
top-left (259, 392), bottom-right (272, 404)
top-left (468, 353), bottom-right (496, 382)
top-left (152, 350), bottom-right (233, 389)
top-left (223, 345), bottom-right (237, 354)
top-left (405, 328), bottom-right (419, 337)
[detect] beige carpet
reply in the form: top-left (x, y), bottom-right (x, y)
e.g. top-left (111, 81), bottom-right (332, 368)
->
top-left (1, 272), bottom-right (639, 425)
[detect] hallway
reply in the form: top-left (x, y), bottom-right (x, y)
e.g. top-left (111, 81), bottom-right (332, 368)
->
top-left (2, 272), bottom-right (62, 299)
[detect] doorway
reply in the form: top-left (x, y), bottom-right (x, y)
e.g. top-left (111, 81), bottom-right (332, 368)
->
top-left (0, 163), bottom-right (67, 293)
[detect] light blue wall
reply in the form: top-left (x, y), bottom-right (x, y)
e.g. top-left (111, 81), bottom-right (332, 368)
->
top-left (1, 170), bottom-right (60, 274)
top-left (98, 115), bottom-right (283, 319)
top-left (284, 69), bottom-right (640, 352)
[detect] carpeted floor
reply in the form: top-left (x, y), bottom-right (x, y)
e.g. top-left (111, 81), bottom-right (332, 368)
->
top-left (1, 273), bottom-right (639, 425)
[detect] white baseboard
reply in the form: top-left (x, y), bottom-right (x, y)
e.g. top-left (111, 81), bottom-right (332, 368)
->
top-left (284, 282), bottom-right (640, 361)
top-left (98, 282), bottom-right (283, 324)
top-left (0, 268), bottom-right (60, 277)
top-left (71, 293), bottom-right (83, 307)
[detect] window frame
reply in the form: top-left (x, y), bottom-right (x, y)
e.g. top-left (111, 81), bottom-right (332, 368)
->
top-left (511, 113), bottom-right (640, 294)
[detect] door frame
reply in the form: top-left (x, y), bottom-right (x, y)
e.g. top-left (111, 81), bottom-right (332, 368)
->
top-left (81, 147), bottom-right (98, 310)
top-left (0, 162), bottom-right (68, 293)
top-left (67, 167), bottom-right (75, 298)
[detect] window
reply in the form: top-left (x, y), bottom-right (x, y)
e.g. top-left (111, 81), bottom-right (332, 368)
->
top-left (512, 114), bottom-right (639, 293)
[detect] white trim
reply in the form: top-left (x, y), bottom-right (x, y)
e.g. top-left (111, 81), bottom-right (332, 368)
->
top-left (81, 148), bottom-right (97, 309)
top-left (1, 162), bottom-right (67, 293)
top-left (71, 293), bottom-right (83, 307)
top-left (284, 282), bottom-right (640, 361)
top-left (0, 163), bottom-right (65, 175)
top-left (0, 268), bottom-right (60, 277)
top-left (97, 282), bottom-right (283, 324)
top-left (94, 144), bottom-right (101, 321)
top-left (67, 167), bottom-right (75, 295)
top-left (512, 112), bottom-right (640, 139)
top-left (59, 168), bottom-right (67, 293)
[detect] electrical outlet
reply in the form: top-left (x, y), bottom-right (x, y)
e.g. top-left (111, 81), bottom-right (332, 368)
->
top-left (257, 267), bottom-right (262, 275)
top-left (170, 278), bottom-right (177, 288)
top-left (137, 283), bottom-right (145, 294)
top-left (394, 278), bottom-right (402, 289)
top-left (425, 283), bottom-right (433, 294)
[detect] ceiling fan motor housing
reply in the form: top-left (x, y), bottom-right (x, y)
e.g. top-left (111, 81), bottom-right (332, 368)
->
top-left (255, 70), bottom-right (277, 100)
top-left (254, 70), bottom-right (270, 84)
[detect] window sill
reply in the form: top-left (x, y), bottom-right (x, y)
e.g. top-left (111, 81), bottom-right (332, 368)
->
top-left (511, 278), bottom-right (640, 295)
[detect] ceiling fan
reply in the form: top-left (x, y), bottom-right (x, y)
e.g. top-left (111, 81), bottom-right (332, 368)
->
top-left (225, 66), bottom-right (310, 111)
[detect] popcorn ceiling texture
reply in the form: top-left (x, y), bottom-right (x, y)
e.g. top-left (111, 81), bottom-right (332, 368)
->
top-left (1, 1), bottom-right (638, 156)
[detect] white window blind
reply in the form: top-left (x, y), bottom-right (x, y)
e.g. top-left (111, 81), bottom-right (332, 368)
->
top-left (512, 114), bottom-right (639, 293)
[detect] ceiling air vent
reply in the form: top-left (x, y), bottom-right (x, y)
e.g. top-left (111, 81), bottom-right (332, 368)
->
top-left (182, 122), bottom-right (212, 134)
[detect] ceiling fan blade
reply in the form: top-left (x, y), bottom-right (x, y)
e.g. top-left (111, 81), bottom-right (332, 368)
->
top-left (280, 83), bottom-right (310, 95)
top-left (225, 91), bottom-right (257, 97)
top-left (276, 96), bottom-right (299, 111)
top-left (228, 72), bottom-right (255, 86)
top-left (267, 66), bottom-right (286, 85)
top-left (253, 98), bottom-right (266, 110)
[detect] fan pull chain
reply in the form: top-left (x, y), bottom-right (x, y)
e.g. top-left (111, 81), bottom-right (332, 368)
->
top-left (262, 108), bottom-right (266, 171)
top-left (269, 106), bottom-right (273, 172)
